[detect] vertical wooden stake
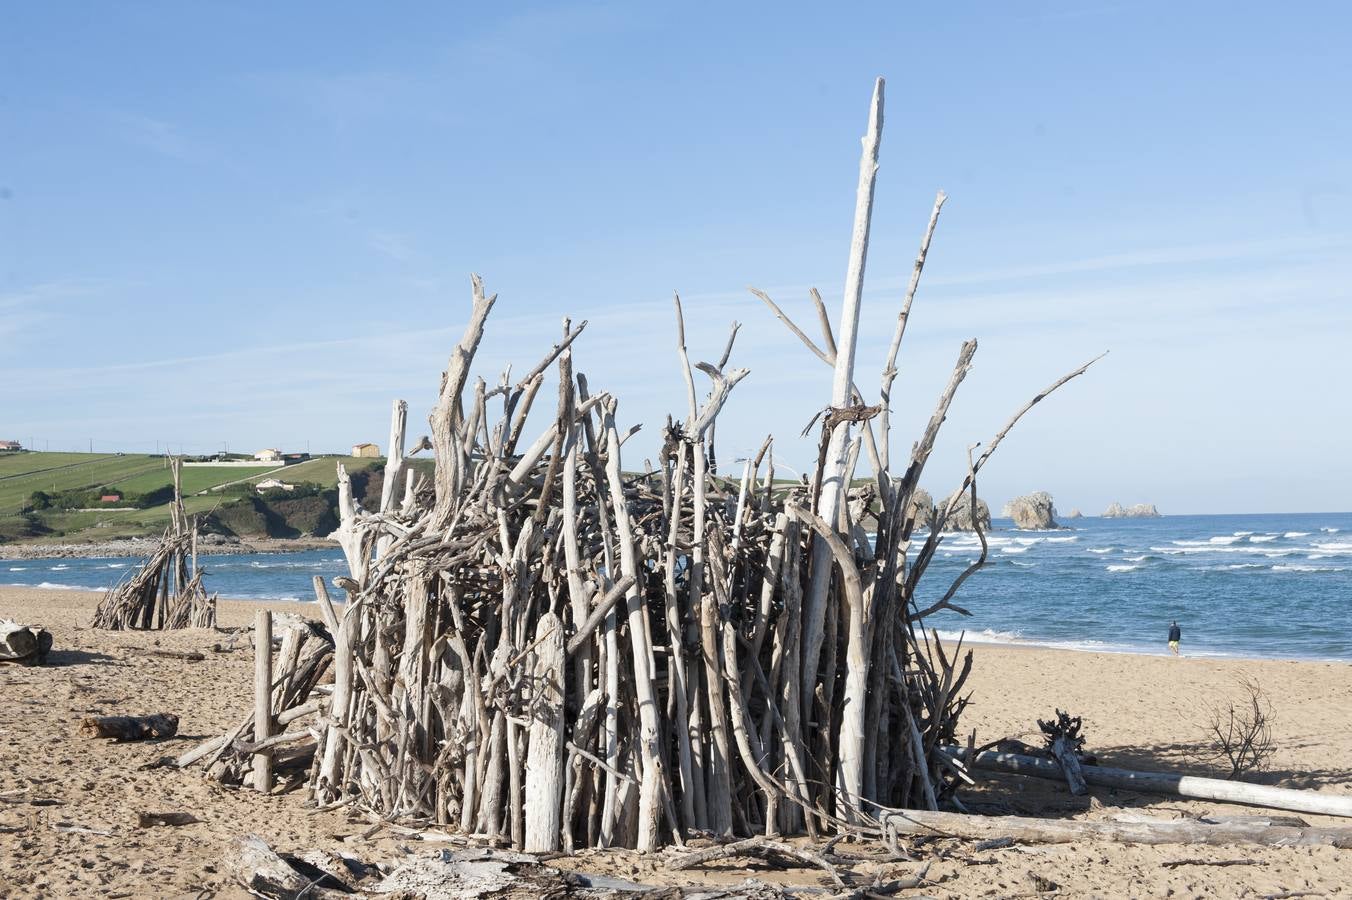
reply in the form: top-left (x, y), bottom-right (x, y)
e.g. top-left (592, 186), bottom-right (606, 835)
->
top-left (254, 609), bottom-right (273, 793)
top-left (524, 612), bottom-right (566, 852)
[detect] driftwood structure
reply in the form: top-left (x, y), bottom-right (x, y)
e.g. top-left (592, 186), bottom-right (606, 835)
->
top-left (184, 78), bottom-right (1101, 851)
top-left (92, 456), bottom-right (217, 630)
top-left (176, 613), bottom-right (334, 791)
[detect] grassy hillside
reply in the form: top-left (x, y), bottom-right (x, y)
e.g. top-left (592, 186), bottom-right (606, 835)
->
top-left (0, 453), bottom-right (163, 514)
top-left (0, 451), bottom-right (405, 544)
top-left (110, 463), bottom-right (282, 495)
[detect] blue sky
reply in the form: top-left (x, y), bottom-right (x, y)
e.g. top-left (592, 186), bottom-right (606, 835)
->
top-left (3, 2), bottom-right (1350, 513)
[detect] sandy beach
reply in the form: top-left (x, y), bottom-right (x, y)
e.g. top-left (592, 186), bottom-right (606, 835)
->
top-left (2, 584), bottom-right (1349, 898)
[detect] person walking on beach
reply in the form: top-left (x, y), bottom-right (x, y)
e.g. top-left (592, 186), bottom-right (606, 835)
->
top-left (1168, 620), bottom-right (1182, 656)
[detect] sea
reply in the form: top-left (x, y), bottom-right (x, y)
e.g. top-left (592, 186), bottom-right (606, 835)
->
top-left (5, 512), bottom-right (1351, 661)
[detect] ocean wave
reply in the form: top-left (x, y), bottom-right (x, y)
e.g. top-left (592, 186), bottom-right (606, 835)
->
top-left (50, 564), bottom-right (69, 570)
top-left (1271, 564), bottom-right (1347, 573)
top-left (1250, 535), bottom-right (1279, 543)
top-left (1044, 536), bottom-right (1078, 543)
top-left (1086, 547), bottom-right (1113, 554)
top-left (1285, 531), bottom-right (1311, 537)
top-left (1012, 537), bottom-right (1043, 546)
top-left (1009, 560), bottom-right (1036, 568)
top-left (1107, 564), bottom-right (1140, 572)
top-left (933, 627), bottom-right (1024, 644)
top-left (1233, 531), bottom-right (1254, 536)
top-left (1152, 545), bottom-right (1301, 556)
top-left (27, 581), bottom-right (110, 591)
top-left (1122, 555), bottom-right (1149, 562)
top-left (8, 566), bottom-right (26, 571)
top-left (1321, 527), bottom-right (1341, 533)
top-left (106, 563), bottom-right (126, 568)
top-left (1223, 563), bottom-right (1267, 570)
top-left (1001, 546), bottom-right (1031, 554)
top-left (1313, 542), bottom-right (1352, 552)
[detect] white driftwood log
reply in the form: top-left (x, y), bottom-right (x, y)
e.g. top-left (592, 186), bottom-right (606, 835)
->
top-left (882, 808), bottom-right (1352, 849)
top-left (523, 612), bottom-right (565, 852)
top-left (960, 748), bottom-right (1352, 819)
top-left (802, 76), bottom-right (884, 823)
top-left (253, 609), bottom-right (273, 792)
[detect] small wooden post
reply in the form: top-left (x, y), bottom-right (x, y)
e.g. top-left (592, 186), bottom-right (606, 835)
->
top-left (254, 609), bottom-right (273, 792)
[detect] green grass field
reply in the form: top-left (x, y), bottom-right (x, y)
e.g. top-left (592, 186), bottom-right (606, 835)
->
top-left (0, 453), bottom-right (165, 513)
top-left (110, 463), bottom-right (278, 495)
top-left (243, 456), bottom-right (385, 486)
top-left (0, 452), bottom-right (399, 543)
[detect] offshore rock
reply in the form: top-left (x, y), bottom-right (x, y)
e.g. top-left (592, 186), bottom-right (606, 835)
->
top-left (1003, 492), bottom-right (1059, 530)
top-left (907, 488), bottom-right (937, 532)
top-left (1065, 508), bottom-right (1083, 519)
top-left (1102, 502), bottom-right (1161, 518)
top-left (947, 493), bottom-right (991, 532)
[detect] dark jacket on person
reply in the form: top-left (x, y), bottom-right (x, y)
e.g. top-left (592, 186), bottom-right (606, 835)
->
top-left (1168, 624), bottom-right (1181, 642)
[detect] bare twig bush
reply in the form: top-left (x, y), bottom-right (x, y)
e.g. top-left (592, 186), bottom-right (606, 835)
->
top-left (1208, 676), bottom-right (1275, 779)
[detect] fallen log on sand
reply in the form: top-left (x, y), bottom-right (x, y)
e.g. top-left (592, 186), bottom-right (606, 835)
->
top-left (883, 808), bottom-right (1352, 849)
top-left (0, 620), bottom-right (52, 665)
top-left (80, 713), bottom-right (179, 741)
top-left (953, 748), bottom-right (1352, 819)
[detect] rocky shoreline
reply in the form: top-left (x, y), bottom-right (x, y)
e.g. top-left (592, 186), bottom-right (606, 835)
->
top-left (0, 535), bottom-right (334, 560)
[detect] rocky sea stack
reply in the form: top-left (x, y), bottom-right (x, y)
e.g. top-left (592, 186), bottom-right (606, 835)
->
top-left (1002, 492), bottom-right (1059, 530)
top-left (948, 493), bottom-right (991, 532)
top-left (1103, 502), bottom-right (1161, 518)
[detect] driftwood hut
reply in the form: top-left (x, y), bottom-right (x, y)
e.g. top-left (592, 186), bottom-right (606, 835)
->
top-left (92, 456), bottom-right (217, 630)
top-left (182, 77), bottom-right (1098, 852)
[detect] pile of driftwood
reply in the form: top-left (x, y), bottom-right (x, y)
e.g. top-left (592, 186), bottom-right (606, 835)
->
top-left (176, 613), bottom-right (333, 790)
top-left (93, 456), bottom-right (217, 630)
top-left (187, 78), bottom-right (1097, 850)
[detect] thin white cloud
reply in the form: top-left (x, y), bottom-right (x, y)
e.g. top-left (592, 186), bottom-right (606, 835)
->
top-left (368, 230), bottom-right (415, 262)
top-left (106, 112), bottom-right (201, 161)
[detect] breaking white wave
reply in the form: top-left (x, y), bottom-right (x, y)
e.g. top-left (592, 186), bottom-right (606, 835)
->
top-left (1272, 564), bottom-right (1346, 573)
top-left (1234, 531), bottom-right (1254, 536)
top-left (1107, 564), bottom-right (1140, 572)
top-left (1122, 555), bottom-right (1149, 562)
top-left (1285, 531), bottom-right (1311, 538)
top-left (1001, 545), bottom-right (1031, 554)
top-left (50, 564), bottom-right (69, 570)
top-left (1313, 542), bottom-right (1352, 552)
top-left (1321, 527), bottom-right (1341, 533)
top-left (8, 566), bottom-right (27, 571)
top-left (1045, 536), bottom-right (1078, 543)
top-left (28, 581), bottom-right (109, 591)
top-left (1250, 535), bottom-right (1279, 543)
top-left (1086, 547), bottom-right (1113, 554)
top-left (934, 627), bottom-right (1023, 644)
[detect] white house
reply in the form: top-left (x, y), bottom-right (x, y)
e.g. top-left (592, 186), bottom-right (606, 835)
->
top-left (254, 448), bottom-right (283, 462)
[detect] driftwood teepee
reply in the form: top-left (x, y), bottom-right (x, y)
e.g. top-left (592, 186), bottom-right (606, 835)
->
top-left (183, 78), bottom-right (1096, 852)
top-left (92, 456), bottom-right (217, 630)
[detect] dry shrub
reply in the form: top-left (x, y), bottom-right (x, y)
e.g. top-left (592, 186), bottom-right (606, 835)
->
top-left (1208, 676), bottom-right (1275, 779)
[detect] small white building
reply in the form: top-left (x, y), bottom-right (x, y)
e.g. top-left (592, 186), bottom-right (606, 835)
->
top-left (254, 448), bottom-right (283, 462)
top-left (256, 478), bottom-right (295, 492)
top-left (351, 442), bottom-right (380, 458)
